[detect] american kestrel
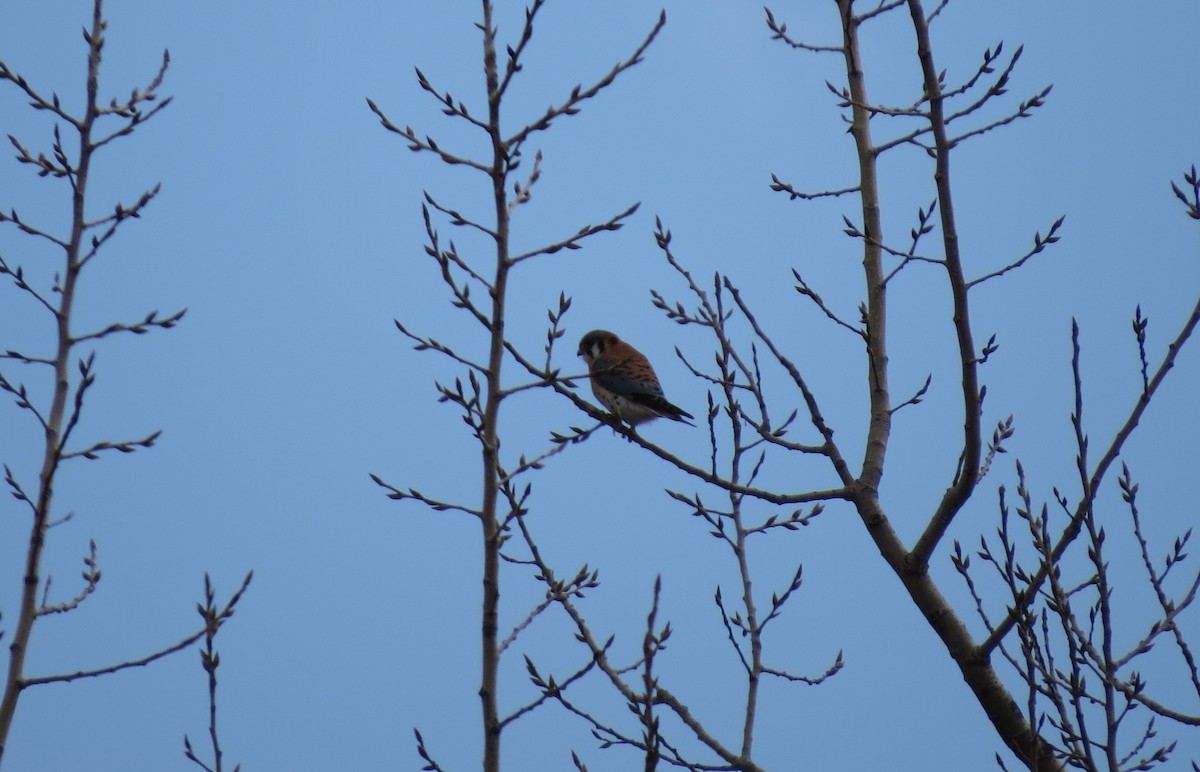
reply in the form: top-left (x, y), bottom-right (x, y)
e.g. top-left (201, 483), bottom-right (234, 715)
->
top-left (577, 329), bottom-right (693, 426)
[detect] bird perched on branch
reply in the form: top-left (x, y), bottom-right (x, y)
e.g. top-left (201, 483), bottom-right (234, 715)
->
top-left (578, 329), bottom-right (693, 427)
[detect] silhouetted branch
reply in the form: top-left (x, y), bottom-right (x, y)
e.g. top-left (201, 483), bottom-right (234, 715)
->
top-left (24, 572), bottom-right (251, 689)
top-left (0, 206), bottom-right (69, 250)
top-left (0, 61), bottom-right (81, 127)
top-left (881, 198), bottom-right (939, 285)
top-left (79, 184), bottom-right (163, 267)
top-left (890, 373), bottom-right (932, 414)
top-left (768, 174), bottom-right (859, 201)
top-left (183, 573), bottom-right (251, 772)
top-left (791, 269), bottom-right (866, 337)
top-left (423, 191), bottom-right (498, 240)
top-left (761, 653), bottom-right (844, 685)
top-left (0, 372), bottom-right (49, 430)
top-left (948, 85), bottom-right (1053, 148)
top-left (1170, 165), bottom-right (1200, 220)
top-left (413, 66), bottom-right (490, 132)
top-left (364, 99), bottom-right (491, 173)
top-left (504, 653), bottom-right (600, 730)
top-left (983, 292), bottom-right (1200, 655)
top-left (0, 3), bottom-right (196, 758)
top-left (375, 5), bottom-right (673, 770)
top-left (926, 0), bottom-right (952, 23)
top-left (496, 0), bottom-right (549, 99)
top-left (510, 203), bottom-right (639, 264)
top-left (966, 216), bottom-right (1064, 288)
top-left (412, 729), bottom-right (448, 772)
top-left (1125, 463), bottom-right (1200, 701)
top-left (764, 8), bottom-right (843, 53)
top-left (369, 474), bottom-right (484, 518)
top-left (857, 1), bottom-right (907, 23)
top-left (36, 540), bottom-right (101, 616)
top-left (505, 11), bottom-right (666, 152)
top-left (905, 0), bottom-right (986, 569)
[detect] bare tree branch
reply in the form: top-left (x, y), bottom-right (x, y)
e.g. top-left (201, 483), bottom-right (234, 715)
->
top-left (763, 8), bottom-right (843, 53)
top-left (504, 11), bottom-right (666, 152)
top-left (982, 293), bottom-right (1200, 655)
top-left (22, 572), bottom-right (252, 689)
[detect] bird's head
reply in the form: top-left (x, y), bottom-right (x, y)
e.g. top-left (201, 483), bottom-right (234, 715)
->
top-left (578, 329), bottom-right (618, 365)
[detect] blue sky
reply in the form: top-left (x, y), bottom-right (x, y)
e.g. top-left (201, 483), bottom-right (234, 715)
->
top-left (1, 1), bottom-right (1199, 770)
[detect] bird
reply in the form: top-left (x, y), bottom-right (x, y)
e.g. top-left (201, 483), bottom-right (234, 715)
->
top-left (577, 329), bottom-right (693, 427)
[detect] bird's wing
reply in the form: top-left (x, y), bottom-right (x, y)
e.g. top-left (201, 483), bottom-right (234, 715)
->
top-left (591, 356), bottom-right (664, 398)
top-left (592, 357), bottom-right (693, 421)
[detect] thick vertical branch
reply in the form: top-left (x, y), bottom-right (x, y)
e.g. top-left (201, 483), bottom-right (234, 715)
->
top-left (374, 6), bottom-right (666, 768)
top-left (904, 2), bottom-right (1059, 769)
top-left (856, 498), bottom-right (1064, 772)
top-left (907, 0), bottom-right (982, 567)
top-left (0, 3), bottom-right (103, 757)
top-left (837, 0), bottom-right (891, 491)
top-left (834, 3), bottom-right (1062, 769)
top-left (834, 0), bottom-right (920, 598)
top-left (478, 5), bottom-right (506, 771)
